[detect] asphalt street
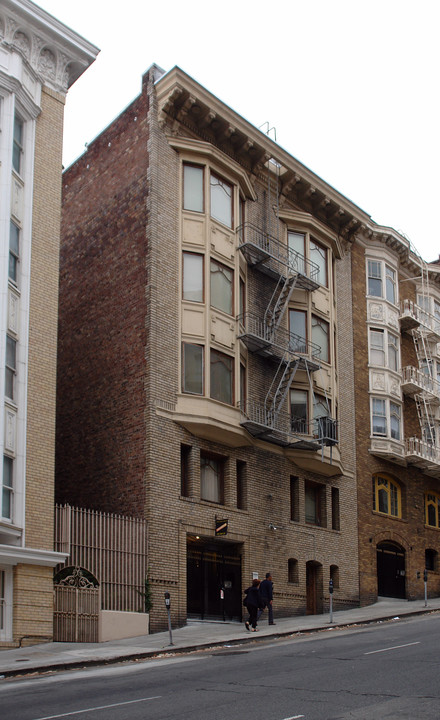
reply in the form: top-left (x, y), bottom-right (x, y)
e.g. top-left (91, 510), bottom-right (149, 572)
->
top-left (1, 613), bottom-right (439, 720)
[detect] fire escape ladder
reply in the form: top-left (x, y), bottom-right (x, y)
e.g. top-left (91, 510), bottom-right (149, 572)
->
top-left (415, 393), bottom-right (436, 445)
top-left (264, 273), bottom-right (298, 337)
top-left (265, 354), bottom-right (301, 424)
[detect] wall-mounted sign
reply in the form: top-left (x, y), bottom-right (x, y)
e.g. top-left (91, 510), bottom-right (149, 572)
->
top-left (215, 519), bottom-right (228, 536)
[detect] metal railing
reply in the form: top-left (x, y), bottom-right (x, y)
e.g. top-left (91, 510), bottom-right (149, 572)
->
top-left (405, 437), bottom-right (440, 465)
top-left (238, 312), bottom-right (322, 362)
top-left (237, 223), bottom-right (320, 282)
top-left (400, 299), bottom-right (440, 337)
top-left (401, 365), bottom-right (440, 398)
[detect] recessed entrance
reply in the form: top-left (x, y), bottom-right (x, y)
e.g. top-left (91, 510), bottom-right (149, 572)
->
top-left (187, 536), bottom-right (242, 621)
top-left (306, 560), bottom-right (323, 614)
top-left (377, 541), bottom-right (406, 599)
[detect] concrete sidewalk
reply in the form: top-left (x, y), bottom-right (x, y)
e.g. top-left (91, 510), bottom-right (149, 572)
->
top-left (1, 596), bottom-right (440, 679)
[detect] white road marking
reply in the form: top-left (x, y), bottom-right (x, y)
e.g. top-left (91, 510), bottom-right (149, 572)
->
top-left (281, 716), bottom-right (305, 719)
top-left (31, 696), bottom-right (161, 720)
top-left (364, 641), bottom-right (420, 655)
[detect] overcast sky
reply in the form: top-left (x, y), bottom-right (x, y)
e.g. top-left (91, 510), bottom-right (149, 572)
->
top-left (37, 0), bottom-right (439, 264)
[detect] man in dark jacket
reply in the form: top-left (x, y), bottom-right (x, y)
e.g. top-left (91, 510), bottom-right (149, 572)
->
top-left (259, 572), bottom-right (275, 625)
top-left (244, 579), bottom-right (265, 631)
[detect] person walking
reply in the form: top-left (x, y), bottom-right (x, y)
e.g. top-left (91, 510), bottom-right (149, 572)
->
top-left (259, 572), bottom-right (275, 625)
top-left (243, 579), bottom-right (264, 632)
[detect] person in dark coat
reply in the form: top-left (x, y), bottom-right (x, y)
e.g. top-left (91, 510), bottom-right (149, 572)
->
top-left (243, 578), bottom-right (265, 631)
top-left (259, 572), bottom-right (275, 625)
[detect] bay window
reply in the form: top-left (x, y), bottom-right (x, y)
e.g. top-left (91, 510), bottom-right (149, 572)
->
top-left (291, 389), bottom-right (308, 433)
top-left (369, 328), bottom-right (399, 370)
top-left (5, 335), bottom-right (16, 401)
top-left (9, 222), bottom-right (19, 285)
top-left (211, 259), bottom-right (233, 315)
top-left (210, 349), bottom-right (233, 405)
top-left (210, 173), bottom-right (233, 228)
top-left (371, 397), bottom-right (401, 440)
top-left (183, 164), bottom-right (204, 212)
top-left (182, 343), bottom-right (204, 395)
top-left (289, 309), bottom-right (307, 353)
top-left (311, 315), bottom-right (329, 363)
top-left (2, 456), bottom-right (13, 520)
top-left (183, 252), bottom-right (204, 302)
top-left (367, 259), bottom-right (397, 305)
top-left (310, 239), bottom-right (327, 287)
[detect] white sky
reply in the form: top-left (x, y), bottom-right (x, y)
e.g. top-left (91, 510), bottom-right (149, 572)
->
top-left (36, 0), bottom-right (439, 264)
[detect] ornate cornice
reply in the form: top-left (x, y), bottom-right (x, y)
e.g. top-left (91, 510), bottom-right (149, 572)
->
top-left (0, 0), bottom-right (98, 95)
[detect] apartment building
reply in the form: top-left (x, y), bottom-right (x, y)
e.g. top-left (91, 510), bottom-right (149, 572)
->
top-left (351, 233), bottom-right (440, 604)
top-left (57, 65), bottom-right (367, 633)
top-left (0, 0), bottom-right (97, 646)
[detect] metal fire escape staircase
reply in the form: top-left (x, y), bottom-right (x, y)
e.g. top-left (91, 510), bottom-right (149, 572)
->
top-left (237, 224), bottom-right (329, 448)
top-left (401, 250), bottom-right (440, 474)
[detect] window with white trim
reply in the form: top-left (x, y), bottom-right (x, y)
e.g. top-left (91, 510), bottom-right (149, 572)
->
top-left (12, 113), bottom-right (23, 175)
top-left (288, 231), bottom-right (328, 287)
top-left (369, 328), bottom-right (399, 371)
top-left (371, 397), bottom-right (401, 440)
top-left (367, 259), bottom-right (397, 304)
top-left (183, 252), bottom-right (204, 302)
top-left (5, 335), bottom-right (16, 401)
top-left (182, 342), bottom-right (204, 395)
top-left (9, 221), bottom-right (19, 285)
top-left (2, 456), bottom-right (13, 520)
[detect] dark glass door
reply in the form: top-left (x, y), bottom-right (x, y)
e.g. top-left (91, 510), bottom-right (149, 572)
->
top-left (377, 542), bottom-right (406, 598)
top-left (187, 538), bottom-right (242, 621)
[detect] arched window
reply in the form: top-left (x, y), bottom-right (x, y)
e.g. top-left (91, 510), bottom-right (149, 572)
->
top-left (425, 493), bottom-right (440, 529)
top-left (372, 474), bottom-right (401, 518)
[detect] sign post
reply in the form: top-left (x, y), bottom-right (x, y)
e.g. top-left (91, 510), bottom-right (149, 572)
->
top-left (424, 569), bottom-right (428, 607)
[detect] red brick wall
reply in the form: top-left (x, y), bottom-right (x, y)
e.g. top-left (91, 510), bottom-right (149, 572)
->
top-left (56, 81), bottom-right (150, 517)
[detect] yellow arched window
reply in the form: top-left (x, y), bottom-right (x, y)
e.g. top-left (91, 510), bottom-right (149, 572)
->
top-left (425, 493), bottom-right (440, 528)
top-left (372, 474), bottom-right (402, 518)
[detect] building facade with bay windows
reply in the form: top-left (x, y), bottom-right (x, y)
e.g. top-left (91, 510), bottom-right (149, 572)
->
top-left (56, 63), bottom-right (440, 633)
top-left (0, 0), bottom-right (97, 646)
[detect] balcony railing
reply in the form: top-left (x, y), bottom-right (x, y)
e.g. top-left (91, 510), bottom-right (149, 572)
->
top-left (400, 300), bottom-right (440, 340)
top-left (238, 312), bottom-right (321, 369)
top-left (405, 437), bottom-right (440, 476)
top-left (401, 366), bottom-right (440, 400)
top-left (237, 223), bottom-right (320, 290)
top-left (239, 400), bottom-right (337, 449)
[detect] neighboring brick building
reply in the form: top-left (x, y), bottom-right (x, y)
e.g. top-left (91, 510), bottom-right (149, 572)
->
top-left (56, 64), bottom-right (439, 634)
top-left (350, 232), bottom-right (440, 605)
top-left (0, 0), bottom-right (97, 647)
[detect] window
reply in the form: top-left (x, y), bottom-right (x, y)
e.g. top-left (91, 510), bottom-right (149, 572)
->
top-left (371, 397), bottom-right (401, 440)
top-left (367, 259), bottom-right (397, 304)
top-left (310, 239), bottom-right (328, 287)
top-left (239, 277), bottom-right (245, 320)
top-left (182, 252), bottom-right (204, 302)
top-left (290, 389), bottom-right (308, 433)
top-left (12, 114), bottom-right (23, 175)
top-left (331, 487), bottom-right (340, 530)
top-left (425, 549), bottom-right (437, 572)
top-left (210, 259), bottom-right (233, 315)
top-left (182, 343), bottom-right (204, 395)
top-left (289, 309), bottom-right (307, 353)
top-left (5, 335), bottom-right (16, 400)
top-left (288, 232), bottom-right (306, 274)
top-left (183, 164), bottom-right (203, 212)
top-left (210, 349), bottom-right (233, 405)
top-left (180, 445), bottom-right (191, 497)
top-left (2, 456), bottom-right (13, 520)
top-left (305, 481), bottom-right (326, 526)
top-left (426, 493), bottom-right (440, 528)
top-left (200, 454), bottom-right (224, 504)
top-left (240, 363), bottom-right (246, 411)
top-left (9, 222), bottom-right (19, 284)
top-left (312, 315), bottom-right (329, 363)
top-left (236, 460), bottom-right (246, 510)
top-left (210, 173), bottom-right (232, 228)
top-left (313, 395), bottom-right (330, 435)
top-left (290, 476), bottom-right (299, 522)
top-left (369, 328), bottom-right (399, 370)
top-left (288, 558), bottom-right (299, 584)
top-left (372, 474), bottom-right (401, 518)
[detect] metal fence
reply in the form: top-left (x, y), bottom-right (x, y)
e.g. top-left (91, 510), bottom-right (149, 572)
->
top-left (54, 504), bottom-right (148, 612)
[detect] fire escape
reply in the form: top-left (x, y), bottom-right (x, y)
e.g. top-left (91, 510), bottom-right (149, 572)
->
top-left (400, 256), bottom-right (440, 476)
top-left (237, 222), bottom-right (338, 452)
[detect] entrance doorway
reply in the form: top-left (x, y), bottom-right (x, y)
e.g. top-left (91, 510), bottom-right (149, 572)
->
top-left (377, 541), bottom-right (406, 598)
top-left (306, 561), bottom-right (323, 614)
top-left (187, 536), bottom-right (242, 621)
